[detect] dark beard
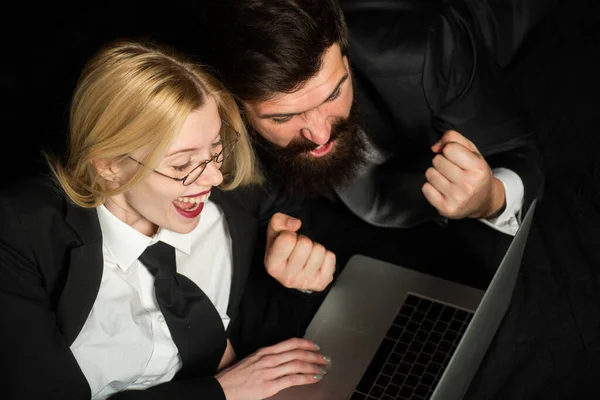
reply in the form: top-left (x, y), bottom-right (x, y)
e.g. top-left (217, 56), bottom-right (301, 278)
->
top-left (251, 98), bottom-right (367, 197)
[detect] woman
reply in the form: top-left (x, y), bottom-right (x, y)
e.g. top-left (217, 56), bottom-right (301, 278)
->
top-left (0, 40), bottom-right (329, 399)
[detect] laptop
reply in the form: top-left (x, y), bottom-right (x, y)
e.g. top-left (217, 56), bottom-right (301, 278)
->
top-left (269, 199), bottom-right (537, 400)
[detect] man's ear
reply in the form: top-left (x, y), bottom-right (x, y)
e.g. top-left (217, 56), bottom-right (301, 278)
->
top-left (91, 158), bottom-right (121, 183)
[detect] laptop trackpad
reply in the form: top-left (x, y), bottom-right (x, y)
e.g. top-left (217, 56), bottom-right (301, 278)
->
top-left (268, 321), bottom-right (377, 400)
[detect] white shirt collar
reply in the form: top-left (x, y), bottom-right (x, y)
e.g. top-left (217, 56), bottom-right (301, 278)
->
top-left (96, 205), bottom-right (191, 271)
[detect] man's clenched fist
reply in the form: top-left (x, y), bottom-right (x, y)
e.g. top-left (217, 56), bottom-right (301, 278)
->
top-left (264, 213), bottom-right (336, 292)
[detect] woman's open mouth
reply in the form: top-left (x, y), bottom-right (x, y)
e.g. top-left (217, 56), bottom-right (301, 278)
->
top-left (173, 191), bottom-right (211, 218)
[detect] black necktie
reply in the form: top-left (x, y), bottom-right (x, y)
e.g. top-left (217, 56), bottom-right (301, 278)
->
top-left (139, 241), bottom-right (227, 377)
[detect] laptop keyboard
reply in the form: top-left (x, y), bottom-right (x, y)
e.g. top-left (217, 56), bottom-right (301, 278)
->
top-left (350, 293), bottom-right (474, 400)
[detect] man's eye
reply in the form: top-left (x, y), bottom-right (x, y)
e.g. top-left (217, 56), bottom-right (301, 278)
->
top-left (271, 115), bottom-right (294, 124)
top-left (172, 161), bottom-right (191, 172)
top-left (327, 88), bottom-right (342, 102)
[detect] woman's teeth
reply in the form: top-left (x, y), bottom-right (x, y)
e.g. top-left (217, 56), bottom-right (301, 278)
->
top-left (175, 193), bottom-right (210, 204)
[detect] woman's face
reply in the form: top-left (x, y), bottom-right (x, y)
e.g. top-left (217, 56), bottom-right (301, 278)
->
top-left (105, 98), bottom-right (225, 236)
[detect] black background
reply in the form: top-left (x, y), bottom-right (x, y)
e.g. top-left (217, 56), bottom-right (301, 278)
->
top-left (2, 1), bottom-right (600, 398)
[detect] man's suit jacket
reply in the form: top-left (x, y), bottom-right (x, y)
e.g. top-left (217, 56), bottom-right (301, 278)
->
top-left (331, 1), bottom-right (545, 228)
top-left (0, 175), bottom-right (313, 399)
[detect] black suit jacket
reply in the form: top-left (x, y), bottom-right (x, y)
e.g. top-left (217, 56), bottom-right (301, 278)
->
top-left (0, 175), bottom-right (314, 399)
top-left (321, 2), bottom-right (545, 228)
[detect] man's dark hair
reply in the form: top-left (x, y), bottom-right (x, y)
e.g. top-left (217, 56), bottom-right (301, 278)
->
top-left (201, 0), bottom-right (350, 102)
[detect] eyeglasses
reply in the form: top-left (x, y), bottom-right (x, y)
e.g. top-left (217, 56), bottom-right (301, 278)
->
top-left (129, 120), bottom-right (241, 186)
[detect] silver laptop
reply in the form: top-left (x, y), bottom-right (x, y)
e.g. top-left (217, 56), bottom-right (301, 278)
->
top-left (269, 199), bottom-right (537, 400)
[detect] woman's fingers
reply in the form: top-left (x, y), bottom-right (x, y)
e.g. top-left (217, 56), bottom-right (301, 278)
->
top-left (264, 371), bottom-right (324, 398)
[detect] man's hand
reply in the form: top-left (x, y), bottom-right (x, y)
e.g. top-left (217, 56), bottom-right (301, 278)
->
top-left (218, 339), bottom-right (237, 372)
top-left (422, 130), bottom-right (506, 219)
top-left (216, 338), bottom-right (329, 400)
top-left (264, 213), bottom-right (336, 292)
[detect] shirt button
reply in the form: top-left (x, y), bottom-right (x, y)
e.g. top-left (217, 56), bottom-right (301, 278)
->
top-left (158, 315), bottom-right (165, 323)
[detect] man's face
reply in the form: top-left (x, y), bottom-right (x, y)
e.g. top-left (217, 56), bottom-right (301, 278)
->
top-left (244, 44), bottom-right (366, 196)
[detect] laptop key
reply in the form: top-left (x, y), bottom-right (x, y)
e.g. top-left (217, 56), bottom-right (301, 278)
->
top-left (405, 374), bottom-right (420, 387)
top-left (433, 321), bottom-right (448, 333)
top-left (376, 374), bottom-right (391, 387)
top-left (454, 309), bottom-right (468, 321)
top-left (382, 363), bottom-right (396, 376)
top-left (426, 303), bottom-right (443, 320)
top-left (439, 306), bottom-right (455, 322)
top-left (411, 363), bottom-right (425, 377)
top-left (421, 372), bottom-right (435, 386)
top-left (350, 393), bottom-right (367, 400)
top-left (417, 352), bottom-right (431, 365)
top-left (369, 385), bottom-right (385, 398)
top-left (412, 311), bottom-right (425, 323)
top-left (437, 340), bottom-right (451, 353)
top-left (399, 385), bottom-right (414, 398)
top-left (403, 351), bottom-right (417, 364)
top-left (394, 342), bottom-right (408, 355)
top-left (394, 314), bottom-right (409, 327)
top-left (406, 321), bottom-right (419, 334)
top-left (416, 297), bottom-right (432, 312)
top-left (388, 352), bottom-right (402, 365)
top-left (432, 351), bottom-right (446, 364)
top-left (426, 363), bottom-right (441, 376)
top-left (399, 305), bottom-right (415, 317)
top-left (428, 331), bottom-right (442, 343)
top-left (449, 320), bottom-right (463, 332)
top-left (397, 362), bottom-right (411, 374)
top-left (420, 320), bottom-right (434, 331)
top-left (443, 330), bottom-right (457, 343)
top-left (409, 341), bottom-right (423, 354)
top-left (415, 384), bottom-right (430, 397)
top-left (384, 384), bottom-right (400, 397)
top-left (415, 329), bottom-right (429, 342)
top-left (422, 342), bottom-right (436, 355)
top-left (400, 332), bottom-right (414, 344)
top-left (391, 373), bottom-right (406, 386)
top-left (405, 294), bottom-right (420, 306)
top-left (386, 325), bottom-right (402, 340)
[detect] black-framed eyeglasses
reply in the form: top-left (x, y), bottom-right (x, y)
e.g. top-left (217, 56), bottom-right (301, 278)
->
top-left (128, 120), bottom-right (241, 186)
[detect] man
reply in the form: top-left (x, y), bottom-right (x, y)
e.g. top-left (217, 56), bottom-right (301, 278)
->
top-left (199, 0), bottom-right (544, 293)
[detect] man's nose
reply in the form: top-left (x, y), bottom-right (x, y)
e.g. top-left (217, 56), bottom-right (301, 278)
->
top-left (301, 109), bottom-right (331, 145)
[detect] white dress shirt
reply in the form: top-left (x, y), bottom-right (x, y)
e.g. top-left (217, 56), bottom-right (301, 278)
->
top-left (70, 200), bottom-right (232, 399)
top-left (479, 167), bottom-right (524, 236)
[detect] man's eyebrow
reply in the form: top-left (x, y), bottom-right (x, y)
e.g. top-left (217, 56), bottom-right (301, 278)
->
top-left (259, 73), bottom-right (349, 119)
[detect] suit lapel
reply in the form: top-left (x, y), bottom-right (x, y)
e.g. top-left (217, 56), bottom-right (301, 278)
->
top-left (210, 189), bottom-right (258, 325)
top-left (55, 189), bottom-right (258, 344)
top-left (55, 204), bottom-right (104, 345)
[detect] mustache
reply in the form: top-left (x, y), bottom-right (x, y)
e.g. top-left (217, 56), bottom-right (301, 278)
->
top-left (263, 116), bottom-right (354, 157)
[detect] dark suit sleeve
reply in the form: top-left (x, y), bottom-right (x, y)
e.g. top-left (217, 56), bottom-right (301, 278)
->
top-left (227, 261), bottom-right (327, 359)
top-left (0, 196), bottom-right (92, 399)
top-left (423, 4), bottom-right (544, 212)
top-left (340, 4), bottom-right (543, 228)
top-left (107, 378), bottom-right (225, 399)
top-left (222, 185), bottom-right (327, 359)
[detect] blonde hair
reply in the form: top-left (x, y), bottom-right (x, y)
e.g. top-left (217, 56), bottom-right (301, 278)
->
top-left (45, 39), bottom-right (262, 208)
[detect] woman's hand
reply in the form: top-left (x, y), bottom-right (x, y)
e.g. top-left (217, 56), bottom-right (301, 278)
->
top-left (215, 337), bottom-right (330, 400)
